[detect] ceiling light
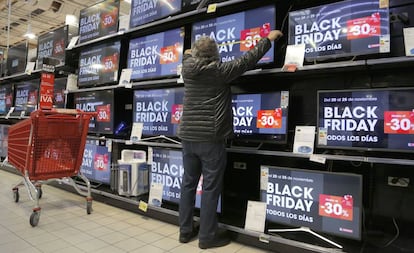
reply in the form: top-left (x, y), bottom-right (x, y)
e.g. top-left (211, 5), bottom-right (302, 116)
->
top-left (24, 23), bottom-right (36, 39)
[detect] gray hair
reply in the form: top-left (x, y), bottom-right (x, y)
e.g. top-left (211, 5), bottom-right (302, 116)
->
top-left (192, 36), bottom-right (220, 63)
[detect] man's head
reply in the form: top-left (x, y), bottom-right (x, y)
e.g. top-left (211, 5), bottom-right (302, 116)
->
top-left (192, 36), bottom-right (219, 63)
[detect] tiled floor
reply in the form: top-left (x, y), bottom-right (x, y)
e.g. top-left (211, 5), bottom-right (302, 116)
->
top-left (0, 168), bottom-right (270, 253)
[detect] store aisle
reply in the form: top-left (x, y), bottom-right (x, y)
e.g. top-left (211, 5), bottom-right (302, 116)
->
top-left (0, 169), bottom-right (270, 253)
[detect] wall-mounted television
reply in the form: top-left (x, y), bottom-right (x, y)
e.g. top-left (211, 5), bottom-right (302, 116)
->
top-left (77, 40), bottom-right (121, 87)
top-left (0, 83), bottom-right (14, 116)
top-left (129, 0), bottom-right (182, 28)
top-left (260, 165), bottom-right (362, 240)
top-left (288, 0), bottom-right (390, 61)
top-left (133, 87), bottom-right (184, 137)
top-left (5, 42), bottom-right (27, 76)
top-left (127, 27), bottom-right (184, 81)
top-left (36, 25), bottom-right (69, 69)
top-left (317, 87), bottom-right (414, 153)
top-left (191, 5), bottom-right (275, 64)
top-left (73, 89), bottom-right (132, 136)
top-left (232, 91), bottom-right (289, 143)
top-left (53, 77), bottom-right (67, 108)
top-left (13, 79), bottom-right (39, 116)
top-left (0, 124), bottom-right (9, 157)
top-left (80, 138), bottom-right (112, 185)
top-left (78, 0), bottom-right (120, 44)
top-left (150, 147), bottom-right (221, 212)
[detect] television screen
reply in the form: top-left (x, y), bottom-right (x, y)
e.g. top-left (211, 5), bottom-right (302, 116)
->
top-left (129, 0), bottom-right (182, 28)
top-left (0, 124), bottom-right (9, 157)
top-left (36, 25), bottom-right (68, 68)
top-left (127, 27), bottom-right (184, 81)
top-left (80, 138), bottom-right (112, 185)
top-left (133, 87), bottom-right (184, 137)
top-left (74, 90), bottom-right (114, 134)
top-left (78, 0), bottom-right (120, 44)
top-left (0, 84), bottom-right (14, 115)
top-left (78, 40), bottom-right (121, 87)
top-left (13, 79), bottom-right (39, 116)
top-left (317, 87), bottom-right (414, 153)
top-left (260, 165), bottom-right (362, 240)
top-left (232, 91), bottom-right (289, 143)
top-left (53, 77), bottom-right (67, 108)
top-left (288, 0), bottom-right (390, 61)
top-left (150, 147), bottom-right (221, 212)
top-left (191, 5), bottom-right (275, 64)
top-left (5, 42), bottom-right (27, 76)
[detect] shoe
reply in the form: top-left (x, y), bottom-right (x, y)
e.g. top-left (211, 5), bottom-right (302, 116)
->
top-left (199, 233), bottom-right (231, 249)
top-left (179, 227), bottom-right (199, 243)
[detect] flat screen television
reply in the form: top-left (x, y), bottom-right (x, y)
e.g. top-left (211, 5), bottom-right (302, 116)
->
top-left (5, 42), bottom-right (27, 76)
top-left (36, 25), bottom-right (69, 69)
top-left (191, 5), bottom-right (275, 64)
top-left (77, 40), bottom-right (121, 87)
top-left (73, 89), bottom-right (132, 136)
top-left (53, 77), bottom-right (67, 108)
top-left (288, 0), bottom-right (390, 61)
top-left (133, 87), bottom-right (184, 137)
top-left (260, 165), bottom-right (362, 240)
top-left (129, 0), bottom-right (182, 28)
top-left (0, 124), bottom-right (9, 157)
top-left (0, 84), bottom-right (14, 116)
top-left (317, 87), bottom-right (414, 153)
top-left (127, 27), bottom-right (184, 81)
top-left (78, 0), bottom-right (120, 44)
top-left (13, 79), bottom-right (39, 116)
top-left (150, 147), bottom-right (221, 212)
top-left (80, 138), bottom-right (112, 185)
top-left (232, 91), bottom-right (289, 143)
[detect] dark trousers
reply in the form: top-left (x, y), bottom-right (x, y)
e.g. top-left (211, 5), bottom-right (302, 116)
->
top-left (179, 140), bottom-right (227, 242)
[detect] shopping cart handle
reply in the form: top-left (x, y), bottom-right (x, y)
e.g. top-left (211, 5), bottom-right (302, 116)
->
top-left (51, 108), bottom-right (97, 116)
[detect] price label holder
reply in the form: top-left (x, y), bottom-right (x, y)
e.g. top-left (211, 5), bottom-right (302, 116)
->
top-left (119, 68), bottom-right (132, 87)
top-left (282, 44), bottom-right (305, 72)
top-left (67, 36), bottom-right (79, 50)
top-left (25, 62), bottom-right (36, 75)
top-left (5, 107), bottom-right (14, 119)
top-left (138, 200), bottom-right (148, 212)
top-left (207, 4), bottom-right (217, 13)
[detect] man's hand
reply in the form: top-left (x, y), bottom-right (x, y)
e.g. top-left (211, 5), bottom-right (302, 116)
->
top-left (267, 30), bottom-right (283, 42)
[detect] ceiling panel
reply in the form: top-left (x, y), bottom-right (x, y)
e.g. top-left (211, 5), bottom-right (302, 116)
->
top-left (0, 0), bottom-right (131, 48)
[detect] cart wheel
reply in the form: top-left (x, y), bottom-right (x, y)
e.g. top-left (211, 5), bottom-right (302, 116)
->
top-left (30, 211), bottom-right (40, 227)
top-left (13, 188), bottom-right (19, 203)
top-left (86, 201), bottom-right (92, 215)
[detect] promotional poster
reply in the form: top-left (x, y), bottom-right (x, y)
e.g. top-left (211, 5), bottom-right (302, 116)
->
top-left (127, 28), bottom-right (184, 80)
top-left (151, 147), bottom-right (221, 211)
top-left (133, 87), bottom-right (184, 137)
top-left (129, 0), bottom-right (182, 28)
top-left (318, 88), bottom-right (414, 152)
top-left (80, 139), bottom-right (112, 184)
top-left (53, 77), bottom-right (67, 108)
top-left (78, 0), bottom-right (120, 43)
top-left (78, 41), bottom-right (121, 87)
top-left (260, 165), bottom-right (362, 240)
top-left (13, 80), bottom-right (39, 114)
top-left (192, 5), bottom-right (275, 64)
top-left (36, 26), bottom-right (67, 68)
top-left (288, 0), bottom-right (390, 60)
top-left (232, 91), bottom-right (289, 142)
top-left (74, 90), bottom-right (114, 134)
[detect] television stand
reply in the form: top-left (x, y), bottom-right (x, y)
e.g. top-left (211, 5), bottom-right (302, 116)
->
top-left (140, 135), bottom-right (181, 145)
top-left (268, 226), bottom-right (343, 249)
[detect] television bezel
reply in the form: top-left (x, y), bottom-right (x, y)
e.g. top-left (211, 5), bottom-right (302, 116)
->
top-left (288, 0), bottom-right (391, 62)
top-left (5, 42), bottom-right (28, 76)
top-left (316, 87), bottom-right (414, 153)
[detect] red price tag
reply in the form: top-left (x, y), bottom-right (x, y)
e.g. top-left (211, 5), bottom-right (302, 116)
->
top-left (101, 8), bottom-right (117, 28)
top-left (53, 39), bottom-right (65, 56)
top-left (28, 91), bottom-right (38, 105)
top-left (347, 12), bottom-right (381, 40)
top-left (94, 154), bottom-right (109, 171)
top-left (96, 104), bottom-right (111, 122)
top-left (171, 104), bottom-right (183, 124)
top-left (102, 54), bottom-right (118, 73)
top-left (160, 45), bottom-right (180, 64)
top-left (240, 27), bottom-right (262, 51)
top-left (319, 194), bottom-right (353, 221)
top-left (384, 111), bottom-right (414, 134)
top-left (256, 108), bottom-right (282, 129)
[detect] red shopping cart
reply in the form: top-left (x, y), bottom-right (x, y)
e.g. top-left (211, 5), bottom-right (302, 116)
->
top-left (7, 109), bottom-right (95, 227)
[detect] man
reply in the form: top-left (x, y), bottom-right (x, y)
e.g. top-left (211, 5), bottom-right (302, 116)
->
top-left (178, 29), bottom-right (283, 249)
